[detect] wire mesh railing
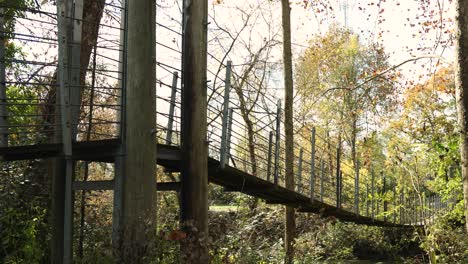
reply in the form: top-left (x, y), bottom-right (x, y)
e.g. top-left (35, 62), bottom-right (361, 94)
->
top-left (1, 0), bottom-right (456, 227)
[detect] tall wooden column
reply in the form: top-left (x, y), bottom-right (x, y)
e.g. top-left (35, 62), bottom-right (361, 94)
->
top-left (180, 0), bottom-right (209, 261)
top-left (120, 0), bottom-right (157, 261)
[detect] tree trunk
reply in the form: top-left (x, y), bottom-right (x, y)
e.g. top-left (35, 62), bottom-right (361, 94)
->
top-left (281, 0), bottom-right (296, 262)
top-left (180, 0), bottom-right (209, 261)
top-left (454, 0), bottom-right (468, 234)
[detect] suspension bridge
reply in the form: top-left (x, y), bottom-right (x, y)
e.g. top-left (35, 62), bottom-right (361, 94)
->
top-left (0, 0), bottom-right (457, 262)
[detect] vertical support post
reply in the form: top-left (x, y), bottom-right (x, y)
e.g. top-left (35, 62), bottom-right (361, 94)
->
top-left (69, 0), bottom-right (83, 139)
top-left (226, 108), bottom-right (233, 166)
top-left (112, 0), bottom-right (127, 256)
top-left (56, 1), bottom-right (74, 262)
top-left (400, 192), bottom-right (404, 224)
top-left (0, 7), bottom-right (7, 147)
top-left (297, 148), bottom-right (303, 193)
top-left (320, 159), bottom-right (324, 202)
top-left (354, 159), bottom-right (360, 215)
top-left (393, 184), bottom-right (396, 223)
top-left (366, 183), bottom-right (369, 217)
top-left (267, 131), bottom-right (273, 182)
top-left (371, 169), bottom-right (375, 220)
top-left (166, 71), bottom-right (179, 145)
top-left (336, 146), bottom-right (341, 209)
top-left (219, 61), bottom-right (232, 169)
top-left (382, 172), bottom-right (387, 221)
top-left (274, 99), bottom-right (281, 186)
top-left (180, 0), bottom-right (209, 259)
top-left (121, 0), bottom-right (157, 261)
top-left (310, 127), bottom-right (316, 201)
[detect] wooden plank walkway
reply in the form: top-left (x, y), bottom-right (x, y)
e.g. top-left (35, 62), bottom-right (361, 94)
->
top-left (0, 139), bottom-right (417, 228)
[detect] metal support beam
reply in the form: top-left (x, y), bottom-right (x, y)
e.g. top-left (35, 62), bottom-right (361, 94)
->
top-left (70, 0), bottom-right (83, 139)
top-left (56, 1), bottom-right (75, 262)
top-left (297, 148), bottom-right (303, 193)
top-left (267, 131), bottom-right (273, 182)
top-left (336, 146), bottom-right (341, 209)
top-left (371, 169), bottom-right (375, 220)
top-left (320, 159), bottom-right (324, 202)
top-left (354, 159), bottom-right (360, 215)
top-left (274, 99), bottom-right (281, 186)
top-left (310, 127), bottom-right (316, 201)
top-left (220, 61), bottom-right (232, 169)
top-left (400, 192), bottom-right (404, 224)
top-left (382, 172), bottom-right (387, 221)
top-left (166, 71), bottom-right (179, 145)
top-left (226, 108), bottom-right (233, 166)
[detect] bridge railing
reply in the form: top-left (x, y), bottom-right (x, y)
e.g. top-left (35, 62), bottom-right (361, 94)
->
top-left (0, 1), bottom-right (124, 148)
top-left (1, 0), bottom-right (459, 226)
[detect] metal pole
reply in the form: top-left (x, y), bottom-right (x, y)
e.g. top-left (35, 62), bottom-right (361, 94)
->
top-left (267, 131), bottom-right (273, 182)
top-left (354, 159), bottom-right (360, 215)
top-left (69, 0), bottom-right (83, 140)
top-left (366, 183), bottom-right (369, 217)
top-left (400, 192), bottom-right (404, 224)
top-left (310, 127), bottom-right (316, 200)
top-left (0, 7), bottom-right (7, 147)
top-left (219, 61), bottom-right (232, 169)
top-left (336, 146), bottom-right (341, 209)
top-left (371, 169), bottom-right (375, 219)
top-left (166, 71), bottom-right (179, 145)
top-left (382, 172), bottom-right (387, 221)
top-left (57, 0), bottom-right (74, 262)
top-left (320, 159), bottom-right (324, 202)
top-left (393, 184), bottom-right (396, 223)
top-left (297, 148), bottom-right (303, 193)
top-left (226, 108), bottom-right (233, 166)
top-left (274, 99), bottom-right (281, 186)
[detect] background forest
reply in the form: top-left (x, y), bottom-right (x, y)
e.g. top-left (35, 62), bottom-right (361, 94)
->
top-left (1, 0), bottom-right (468, 263)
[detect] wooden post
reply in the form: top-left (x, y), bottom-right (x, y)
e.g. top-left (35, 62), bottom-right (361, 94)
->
top-left (120, 0), bottom-right (157, 261)
top-left (180, 0), bottom-right (209, 260)
top-left (112, 0), bottom-right (127, 256)
top-left (310, 127), bottom-right (316, 201)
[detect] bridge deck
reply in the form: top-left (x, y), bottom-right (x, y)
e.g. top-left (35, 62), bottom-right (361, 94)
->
top-left (0, 139), bottom-right (415, 228)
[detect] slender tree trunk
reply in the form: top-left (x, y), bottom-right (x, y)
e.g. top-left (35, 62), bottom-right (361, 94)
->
top-left (281, 0), bottom-right (295, 262)
top-left (455, 0), bottom-right (468, 234)
top-left (180, 0), bottom-right (209, 261)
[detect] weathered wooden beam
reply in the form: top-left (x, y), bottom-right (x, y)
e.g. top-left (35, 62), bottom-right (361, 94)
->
top-left (158, 182), bottom-right (181, 191)
top-left (180, 0), bottom-right (209, 260)
top-left (73, 180), bottom-right (114, 191)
